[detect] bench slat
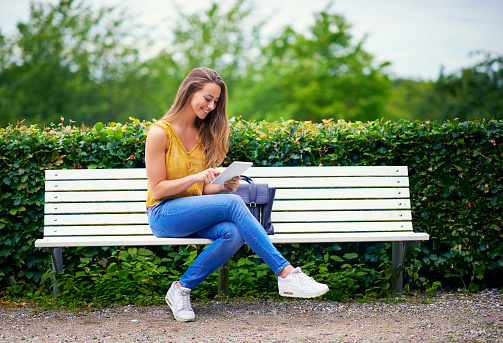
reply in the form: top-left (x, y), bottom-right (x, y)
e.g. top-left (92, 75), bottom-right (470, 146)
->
top-left (245, 166), bottom-right (409, 177)
top-left (34, 230), bottom-right (428, 248)
top-left (272, 211), bottom-right (412, 222)
top-left (45, 202), bottom-right (146, 214)
top-left (35, 235), bottom-right (213, 247)
top-left (276, 188), bottom-right (410, 199)
top-left (45, 191), bottom-right (148, 203)
top-left (44, 177), bottom-right (409, 192)
top-left (46, 169), bottom-right (147, 180)
top-left (44, 225), bottom-right (153, 236)
top-left (253, 177), bottom-right (409, 188)
top-left (45, 210), bottom-right (411, 226)
top-left (45, 180), bottom-right (147, 191)
top-left (45, 166), bottom-right (408, 181)
top-left (44, 199), bottom-right (411, 214)
top-left (273, 222), bottom-right (414, 233)
top-left (44, 188), bottom-right (410, 203)
top-left (274, 199), bottom-right (410, 211)
top-left (45, 214), bottom-right (148, 225)
top-left (269, 232), bottom-right (429, 244)
top-left (43, 221), bottom-right (415, 237)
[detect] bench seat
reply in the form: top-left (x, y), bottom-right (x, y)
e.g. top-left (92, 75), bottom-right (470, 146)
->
top-left (36, 232), bottom-right (428, 247)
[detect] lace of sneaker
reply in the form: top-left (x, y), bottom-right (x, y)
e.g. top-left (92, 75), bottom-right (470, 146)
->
top-left (175, 288), bottom-right (193, 312)
top-left (291, 268), bottom-right (317, 286)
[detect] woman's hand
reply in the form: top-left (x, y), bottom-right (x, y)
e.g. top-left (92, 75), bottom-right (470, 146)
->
top-left (202, 175), bottom-right (241, 195)
top-left (222, 176), bottom-right (241, 193)
top-left (193, 168), bottom-right (221, 184)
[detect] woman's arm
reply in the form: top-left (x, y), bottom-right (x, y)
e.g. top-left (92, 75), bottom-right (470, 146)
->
top-left (203, 176), bottom-right (240, 195)
top-left (145, 125), bottom-right (221, 199)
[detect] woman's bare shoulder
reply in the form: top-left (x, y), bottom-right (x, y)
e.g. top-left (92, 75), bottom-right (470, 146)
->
top-left (146, 125), bottom-right (168, 147)
top-left (148, 124), bottom-right (166, 135)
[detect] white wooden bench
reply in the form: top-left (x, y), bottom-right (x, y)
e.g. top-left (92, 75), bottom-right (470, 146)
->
top-left (35, 166), bottom-right (429, 296)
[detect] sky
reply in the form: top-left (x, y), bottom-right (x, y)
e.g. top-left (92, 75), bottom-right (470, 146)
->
top-left (1, 0), bottom-right (502, 81)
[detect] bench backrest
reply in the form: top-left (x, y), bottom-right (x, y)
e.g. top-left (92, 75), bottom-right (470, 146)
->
top-left (44, 166), bottom-right (414, 238)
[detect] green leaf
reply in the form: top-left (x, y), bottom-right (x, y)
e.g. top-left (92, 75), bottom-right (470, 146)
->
top-left (138, 248), bottom-right (153, 256)
top-left (107, 262), bottom-right (119, 273)
top-left (343, 253), bottom-right (358, 260)
top-left (94, 122), bottom-right (104, 131)
top-left (330, 255), bottom-right (344, 262)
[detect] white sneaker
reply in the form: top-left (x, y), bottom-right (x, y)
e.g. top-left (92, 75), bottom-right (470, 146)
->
top-left (278, 267), bottom-right (330, 298)
top-left (165, 282), bottom-right (195, 322)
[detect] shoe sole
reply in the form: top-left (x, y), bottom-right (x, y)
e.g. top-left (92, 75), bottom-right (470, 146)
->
top-left (165, 294), bottom-right (195, 322)
top-left (279, 286), bottom-right (330, 298)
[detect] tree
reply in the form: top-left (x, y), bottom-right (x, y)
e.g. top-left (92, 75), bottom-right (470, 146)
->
top-left (118, 0), bottom-right (263, 122)
top-left (170, 0), bottom-right (262, 91)
top-left (428, 51), bottom-right (503, 121)
top-left (0, 0), bottom-right (144, 126)
top-left (229, 6), bottom-right (392, 122)
top-left (384, 79), bottom-right (435, 121)
top-left (0, 0), bottom-right (266, 126)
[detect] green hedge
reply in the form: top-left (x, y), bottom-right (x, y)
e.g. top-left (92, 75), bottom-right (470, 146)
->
top-left (0, 119), bottom-right (147, 295)
top-left (1, 118), bottom-right (502, 297)
top-left (226, 118), bottom-right (503, 291)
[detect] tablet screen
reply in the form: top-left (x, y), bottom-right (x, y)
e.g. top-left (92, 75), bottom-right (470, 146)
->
top-left (211, 161), bottom-right (253, 184)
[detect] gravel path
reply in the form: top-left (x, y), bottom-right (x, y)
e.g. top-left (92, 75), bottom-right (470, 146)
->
top-left (1, 289), bottom-right (502, 342)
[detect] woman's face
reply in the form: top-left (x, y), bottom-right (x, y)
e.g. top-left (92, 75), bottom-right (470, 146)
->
top-left (190, 82), bottom-right (221, 120)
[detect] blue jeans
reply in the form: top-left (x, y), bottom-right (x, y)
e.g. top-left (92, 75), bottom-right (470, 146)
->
top-left (147, 194), bottom-right (290, 290)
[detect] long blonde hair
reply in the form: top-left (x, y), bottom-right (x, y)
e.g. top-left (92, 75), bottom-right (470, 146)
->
top-left (161, 67), bottom-right (229, 168)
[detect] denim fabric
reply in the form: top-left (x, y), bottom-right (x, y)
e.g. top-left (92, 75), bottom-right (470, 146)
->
top-left (147, 194), bottom-right (290, 290)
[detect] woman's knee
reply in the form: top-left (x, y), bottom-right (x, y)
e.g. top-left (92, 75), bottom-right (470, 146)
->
top-left (227, 194), bottom-right (250, 213)
top-left (222, 193), bottom-right (244, 206)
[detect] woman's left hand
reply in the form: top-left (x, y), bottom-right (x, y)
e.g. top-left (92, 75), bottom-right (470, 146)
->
top-left (223, 176), bottom-right (241, 193)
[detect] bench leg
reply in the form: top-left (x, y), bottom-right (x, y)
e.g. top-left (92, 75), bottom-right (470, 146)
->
top-left (48, 247), bottom-right (63, 296)
top-left (218, 261), bottom-right (230, 296)
top-left (392, 242), bottom-right (405, 295)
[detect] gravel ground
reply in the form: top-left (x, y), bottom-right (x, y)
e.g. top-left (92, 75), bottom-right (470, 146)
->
top-left (1, 288), bottom-right (502, 343)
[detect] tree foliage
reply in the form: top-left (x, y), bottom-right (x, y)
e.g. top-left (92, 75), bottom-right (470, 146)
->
top-left (0, 0), bottom-right (501, 127)
top-left (430, 52), bottom-right (503, 120)
top-left (0, 0), bottom-right (148, 127)
top-left (0, 0), bottom-right (393, 126)
top-left (229, 7), bottom-right (391, 122)
top-left (170, 0), bottom-right (261, 89)
top-left (384, 51), bottom-right (503, 122)
top-left (384, 79), bottom-right (435, 121)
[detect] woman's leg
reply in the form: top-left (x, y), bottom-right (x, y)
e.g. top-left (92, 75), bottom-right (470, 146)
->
top-left (180, 221), bottom-right (244, 289)
top-left (147, 194), bottom-right (290, 288)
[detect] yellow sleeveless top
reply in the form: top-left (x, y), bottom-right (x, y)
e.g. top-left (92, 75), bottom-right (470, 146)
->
top-left (146, 121), bottom-right (206, 208)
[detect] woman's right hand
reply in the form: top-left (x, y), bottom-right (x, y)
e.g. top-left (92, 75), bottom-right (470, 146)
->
top-left (193, 168), bottom-right (221, 184)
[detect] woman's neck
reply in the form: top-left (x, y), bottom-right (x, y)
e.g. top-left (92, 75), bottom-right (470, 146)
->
top-left (167, 107), bottom-right (197, 130)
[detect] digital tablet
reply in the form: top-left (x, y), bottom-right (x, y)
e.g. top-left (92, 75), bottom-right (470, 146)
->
top-left (211, 161), bottom-right (253, 185)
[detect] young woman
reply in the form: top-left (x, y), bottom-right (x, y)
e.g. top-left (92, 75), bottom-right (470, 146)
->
top-left (145, 67), bottom-right (329, 322)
